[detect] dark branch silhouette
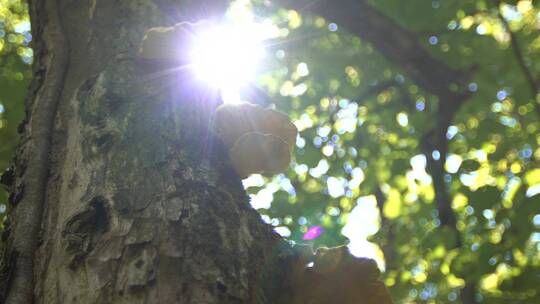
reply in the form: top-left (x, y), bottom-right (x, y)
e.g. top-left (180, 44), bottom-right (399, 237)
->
top-left (496, 0), bottom-right (540, 120)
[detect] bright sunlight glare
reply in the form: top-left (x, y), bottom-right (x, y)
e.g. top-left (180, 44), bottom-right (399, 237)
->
top-left (342, 195), bottom-right (386, 270)
top-left (190, 23), bottom-right (268, 103)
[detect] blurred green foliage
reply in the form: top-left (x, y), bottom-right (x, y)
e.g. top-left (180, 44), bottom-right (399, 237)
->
top-left (1, 0), bottom-right (540, 303)
top-left (0, 0), bottom-right (32, 222)
top-left (245, 0), bottom-right (540, 303)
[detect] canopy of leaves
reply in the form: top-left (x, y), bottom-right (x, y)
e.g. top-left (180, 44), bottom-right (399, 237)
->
top-left (244, 0), bottom-right (540, 302)
top-left (1, 0), bottom-right (540, 303)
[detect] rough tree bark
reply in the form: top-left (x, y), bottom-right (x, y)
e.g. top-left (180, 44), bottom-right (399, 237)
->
top-left (0, 0), bottom-right (298, 303)
top-left (0, 0), bottom-right (400, 303)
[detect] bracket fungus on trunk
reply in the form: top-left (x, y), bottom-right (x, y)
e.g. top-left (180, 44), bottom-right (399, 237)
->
top-left (138, 21), bottom-right (209, 61)
top-left (214, 102), bottom-right (297, 178)
top-left (138, 23), bottom-right (297, 178)
top-left (291, 245), bottom-right (394, 304)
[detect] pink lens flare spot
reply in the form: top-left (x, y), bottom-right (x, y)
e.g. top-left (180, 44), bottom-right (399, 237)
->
top-left (303, 226), bottom-right (324, 240)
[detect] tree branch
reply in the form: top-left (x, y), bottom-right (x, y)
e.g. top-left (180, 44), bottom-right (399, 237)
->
top-left (374, 186), bottom-right (397, 271)
top-left (496, 1), bottom-right (540, 120)
top-left (355, 79), bottom-right (399, 102)
top-left (273, 0), bottom-right (476, 300)
top-left (274, 0), bottom-right (469, 103)
top-left (421, 125), bottom-right (457, 230)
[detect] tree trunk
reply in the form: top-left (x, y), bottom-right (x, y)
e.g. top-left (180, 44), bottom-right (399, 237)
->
top-left (1, 0), bottom-right (289, 303)
top-left (1, 1), bottom-right (395, 303)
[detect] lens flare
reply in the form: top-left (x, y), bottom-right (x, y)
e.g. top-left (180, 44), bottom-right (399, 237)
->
top-left (190, 24), bottom-right (265, 101)
top-left (303, 226), bottom-right (324, 240)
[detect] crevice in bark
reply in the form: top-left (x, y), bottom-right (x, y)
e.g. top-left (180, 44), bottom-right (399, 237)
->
top-left (62, 196), bottom-right (111, 269)
top-left (0, 166), bottom-right (15, 188)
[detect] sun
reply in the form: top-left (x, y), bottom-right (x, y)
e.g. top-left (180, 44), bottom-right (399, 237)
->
top-left (189, 25), bottom-right (263, 104)
top-left (191, 25), bottom-right (263, 92)
top-left (186, 0), bottom-right (282, 103)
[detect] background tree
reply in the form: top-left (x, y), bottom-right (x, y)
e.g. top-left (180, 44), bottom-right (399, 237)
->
top-left (1, 0), bottom-right (540, 303)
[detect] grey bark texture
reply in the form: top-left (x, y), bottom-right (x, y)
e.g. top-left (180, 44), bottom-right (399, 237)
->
top-left (1, 0), bottom-right (295, 303)
top-left (0, 0), bottom-right (399, 303)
